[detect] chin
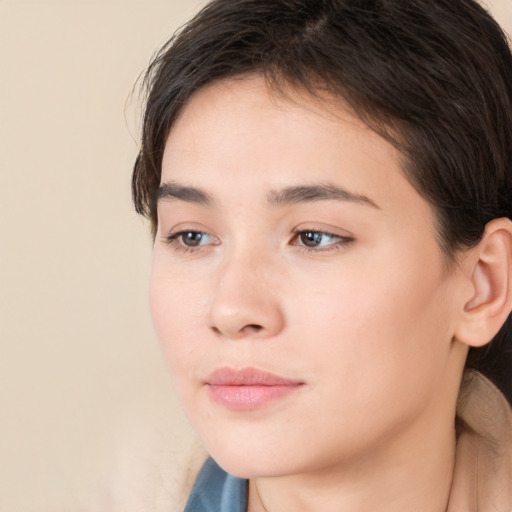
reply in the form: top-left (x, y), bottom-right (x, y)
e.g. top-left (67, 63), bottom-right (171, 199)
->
top-left (204, 438), bottom-right (299, 479)
top-left (213, 455), bottom-right (294, 480)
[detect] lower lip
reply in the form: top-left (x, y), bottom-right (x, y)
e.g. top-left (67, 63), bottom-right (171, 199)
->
top-left (208, 384), bottom-right (301, 411)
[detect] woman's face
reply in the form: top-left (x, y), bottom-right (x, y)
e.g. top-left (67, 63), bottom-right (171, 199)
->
top-left (150, 75), bottom-right (466, 478)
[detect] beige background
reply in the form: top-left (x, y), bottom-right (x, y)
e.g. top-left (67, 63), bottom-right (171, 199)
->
top-left (1, 1), bottom-right (511, 511)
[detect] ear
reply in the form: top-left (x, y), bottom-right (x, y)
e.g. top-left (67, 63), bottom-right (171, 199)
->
top-left (454, 218), bottom-right (512, 348)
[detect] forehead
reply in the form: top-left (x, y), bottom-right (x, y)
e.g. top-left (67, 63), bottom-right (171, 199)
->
top-left (161, 75), bottom-right (434, 232)
top-left (163, 75), bottom-right (396, 184)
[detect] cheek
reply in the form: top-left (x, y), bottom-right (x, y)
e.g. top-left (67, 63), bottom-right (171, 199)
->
top-left (149, 257), bottom-right (207, 375)
top-left (285, 253), bottom-right (454, 401)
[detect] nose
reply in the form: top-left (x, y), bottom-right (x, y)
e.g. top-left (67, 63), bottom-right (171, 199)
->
top-left (208, 252), bottom-right (285, 340)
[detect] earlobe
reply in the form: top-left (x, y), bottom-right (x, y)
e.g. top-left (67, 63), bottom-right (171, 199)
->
top-left (454, 218), bottom-right (512, 348)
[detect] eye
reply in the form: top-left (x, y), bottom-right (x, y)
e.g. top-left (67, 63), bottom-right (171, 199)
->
top-left (291, 229), bottom-right (354, 252)
top-left (164, 230), bottom-right (219, 252)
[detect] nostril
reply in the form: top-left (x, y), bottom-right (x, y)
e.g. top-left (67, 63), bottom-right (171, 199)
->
top-left (245, 324), bottom-right (263, 333)
top-left (210, 323), bottom-right (263, 337)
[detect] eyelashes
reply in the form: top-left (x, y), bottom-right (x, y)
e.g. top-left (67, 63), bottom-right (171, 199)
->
top-left (163, 228), bottom-right (354, 255)
top-left (164, 230), bottom-right (220, 253)
top-left (290, 229), bottom-right (354, 253)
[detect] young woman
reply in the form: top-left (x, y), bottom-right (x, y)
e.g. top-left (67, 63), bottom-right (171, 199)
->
top-left (132, 0), bottom-right (512, 510)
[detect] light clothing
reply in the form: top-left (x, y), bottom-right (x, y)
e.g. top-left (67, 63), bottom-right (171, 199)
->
top-left (448, 372), bottom-right (512, 511)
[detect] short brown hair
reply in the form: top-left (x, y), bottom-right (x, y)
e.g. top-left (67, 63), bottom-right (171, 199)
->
top-left (132, 0), bottom-right (512, 399)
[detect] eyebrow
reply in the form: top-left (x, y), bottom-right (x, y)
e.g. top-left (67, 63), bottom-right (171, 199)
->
top-left (156, 181), bottom-right (380, 209)
top-left (267, 183), bottom-right (380, 209)
top-left (157, 182), bottom-right (213, 206)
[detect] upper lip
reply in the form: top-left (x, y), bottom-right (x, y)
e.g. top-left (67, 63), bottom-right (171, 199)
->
top-left (206, 367), bottom-right (303, 386)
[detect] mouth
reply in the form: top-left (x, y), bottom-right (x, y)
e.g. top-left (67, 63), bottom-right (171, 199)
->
top-left (205, 367), bottom-right (304, 411)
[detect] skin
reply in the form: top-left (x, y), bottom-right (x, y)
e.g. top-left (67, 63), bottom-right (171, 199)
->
top-left (150, 75), bottom-right (473, 512)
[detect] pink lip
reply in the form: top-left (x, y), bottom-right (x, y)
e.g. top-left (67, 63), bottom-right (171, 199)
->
top-left (205, 367), bottom-right (303, 411)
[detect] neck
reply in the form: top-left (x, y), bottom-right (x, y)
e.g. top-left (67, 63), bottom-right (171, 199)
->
top-left (247, 417), bottom-right (456, 512)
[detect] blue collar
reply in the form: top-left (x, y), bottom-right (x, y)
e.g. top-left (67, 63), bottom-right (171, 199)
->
top-left (184, 458), bottom-right (248, 512)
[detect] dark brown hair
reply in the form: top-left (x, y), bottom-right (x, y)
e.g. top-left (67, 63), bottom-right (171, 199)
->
top-left (132, 0), bottom-right (512, 400)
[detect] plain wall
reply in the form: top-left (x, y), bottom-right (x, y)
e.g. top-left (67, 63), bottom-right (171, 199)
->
top-left (1, 1), bottom-right (511, 511)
